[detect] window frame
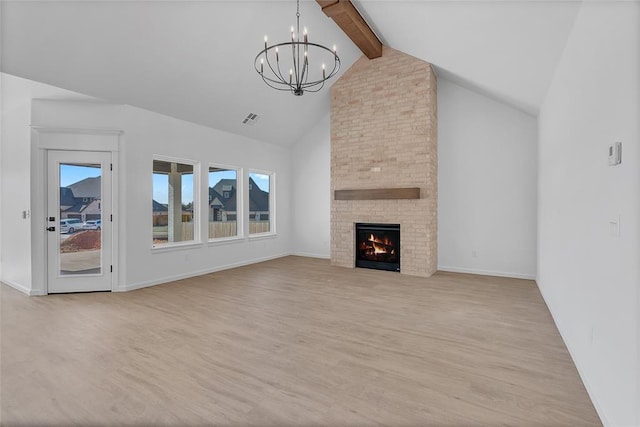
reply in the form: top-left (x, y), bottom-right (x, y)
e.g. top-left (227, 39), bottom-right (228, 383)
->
top-left (247, 169), bottom-right (276, 238)
top-left (207, 163), bottom-right (244, 243)
top-left (151, 155), bottom-right (201, 250)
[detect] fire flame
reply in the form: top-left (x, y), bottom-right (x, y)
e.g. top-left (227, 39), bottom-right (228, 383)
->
top-left (372, 242), bottom-right (386, 254)
top-left (360, 232), bottom-right (396, 257)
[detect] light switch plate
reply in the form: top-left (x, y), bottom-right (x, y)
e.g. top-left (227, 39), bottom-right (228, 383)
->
top-left (610, 215), bottom-right (621, 237)
top-left (608, 142), bottom-right (622, 166)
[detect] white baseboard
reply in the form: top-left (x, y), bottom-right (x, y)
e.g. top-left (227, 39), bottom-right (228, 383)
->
top-left (437, 265), bottom-right (536, 281)
top-left (291, 252), bottom-right (330, 260)
top-left (1, 279), bottom-right (45, 296)
top-left (536, 283), bottom-right (610, 427)
top-left (118, 252), bottom-right (291, 292)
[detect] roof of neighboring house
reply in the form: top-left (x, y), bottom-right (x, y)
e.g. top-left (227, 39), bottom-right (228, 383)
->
top-left (209, 187), bottom-right (237, 212)
top-left (60, 187), bottom-right (77, 207)
top-left (68, 176), bottom-right (101, 199)
top-left (64, 202), bottom-right (89, 214)
top-left (211, 179), bottom-right (236, 195)
top-left (248, 177), bottom-right (268, 212)
top-left (210, 196), bottom-right (224, 208)
top-left (208, 177), bottom-right (268, 213)
top-left (152, 200), bottom-right (168, 212)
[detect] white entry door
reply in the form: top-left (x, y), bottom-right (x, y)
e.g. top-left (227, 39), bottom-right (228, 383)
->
top-left (47, 150), bottom-right (113, 293)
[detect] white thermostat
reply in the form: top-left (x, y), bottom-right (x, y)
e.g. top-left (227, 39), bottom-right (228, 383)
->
top-left (608, 142), bottom-right (622, 166)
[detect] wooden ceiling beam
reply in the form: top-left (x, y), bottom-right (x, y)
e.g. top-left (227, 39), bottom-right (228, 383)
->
top-left (316, 0), bottom-right (382, 59)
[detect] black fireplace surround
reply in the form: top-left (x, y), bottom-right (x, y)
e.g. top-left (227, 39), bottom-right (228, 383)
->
top-left (355, 223), bottom-right (400, 272)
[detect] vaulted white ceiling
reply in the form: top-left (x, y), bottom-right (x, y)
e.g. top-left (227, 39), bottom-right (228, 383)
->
top-left (354, 0), bottom-right (581, 114)
top-left (1, 1), bottom-right (581, 146)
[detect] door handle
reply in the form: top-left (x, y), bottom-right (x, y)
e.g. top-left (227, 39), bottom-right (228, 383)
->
top-left (47, 226), bottom-right (56, 232)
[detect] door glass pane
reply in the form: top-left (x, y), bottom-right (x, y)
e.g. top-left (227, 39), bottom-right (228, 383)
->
top-left (59, 163), bottom-right (102, 275)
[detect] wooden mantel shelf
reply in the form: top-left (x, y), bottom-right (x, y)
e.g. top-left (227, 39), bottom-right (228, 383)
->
top-left (334, 188), bottom-right (420, 201)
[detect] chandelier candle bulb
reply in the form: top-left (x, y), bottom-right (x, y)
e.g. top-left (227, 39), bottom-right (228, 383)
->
top-left (264, 35), bottom-right (267, 50)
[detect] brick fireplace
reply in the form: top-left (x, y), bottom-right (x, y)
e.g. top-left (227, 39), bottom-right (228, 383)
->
top-left (330, 47), bottom-right (437, 277)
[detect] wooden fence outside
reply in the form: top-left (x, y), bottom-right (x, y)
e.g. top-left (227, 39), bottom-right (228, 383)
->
top-left (153, 221), bottom-right (270, 242)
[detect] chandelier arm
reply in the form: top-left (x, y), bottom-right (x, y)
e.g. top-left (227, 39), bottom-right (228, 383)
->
top-left (292, 38), bottom-right (300, 87)
top-left (254, 44), bottom-right (292, 87)
top-left (325, 55), bottom-right (341, 79)
top-left (299, 50), bottom-right (308, 86)
top-left (260, 74), bottom-right (294, 92)
top-left (305, 50), bottom-right (316, 85)
top-left (299, 58), bottom-right (340, 88)
top-left (303, 78), bottom-right (326, 93)
top-left (272, 52), bottom-right (290, 88)
top-left (265, 49), bottom-right (288, 86)
top-left (257, 65), bottom-right (294, 88)
top-left (256, 63), bottom-right (288, 86)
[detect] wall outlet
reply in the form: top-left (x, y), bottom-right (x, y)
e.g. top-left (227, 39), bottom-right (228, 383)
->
top-left (471, 250), bottom-right (478, 258)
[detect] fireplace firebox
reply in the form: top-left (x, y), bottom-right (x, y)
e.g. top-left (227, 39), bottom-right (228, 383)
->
top-left (355, 223), bottom-right (400, 272)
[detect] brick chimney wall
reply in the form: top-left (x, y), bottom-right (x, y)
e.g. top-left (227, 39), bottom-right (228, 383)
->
top-left (330, 46), bottom-right (437, 277)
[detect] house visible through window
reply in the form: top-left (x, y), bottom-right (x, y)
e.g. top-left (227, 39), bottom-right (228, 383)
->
top-left (209, 166), bottom-right (239, 239)
top-left (152, 158), bottom-right (198, 247)
top-left (249, 171), bottom-right (272, 235)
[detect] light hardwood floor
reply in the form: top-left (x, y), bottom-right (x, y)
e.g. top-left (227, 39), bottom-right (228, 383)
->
top-left (1, 256), bottom-right (601, 426)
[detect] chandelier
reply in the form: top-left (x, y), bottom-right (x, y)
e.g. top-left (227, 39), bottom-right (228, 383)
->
top-left (254, 0), bottom-right (340, 96)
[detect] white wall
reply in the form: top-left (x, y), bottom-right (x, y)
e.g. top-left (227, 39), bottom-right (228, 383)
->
top-left (0, 74), bottom-right (96, 293)
top-left (0, 74), bottom-right (34, 293)
top-left (438, 79), bottom-right (538, 279)
top-left (291, 113), bottom-right (330, 258)
top-left (290, 80), bottom-right (539, 278)
top-left (1, 73), bottom-right (293, 294)
top-left (537, 2), bottom-right (640, 426)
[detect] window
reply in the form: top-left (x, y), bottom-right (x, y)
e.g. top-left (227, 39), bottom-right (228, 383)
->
top-left (152, 158), bottom-right (199, 247)
top-left (249, 171), bottom-right (273, 235)
top-left (209, 166), bottom-right (239, 240)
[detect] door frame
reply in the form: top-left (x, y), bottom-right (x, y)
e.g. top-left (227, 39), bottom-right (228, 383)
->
top-left (31, 127), bottom-right (122, 295)
top-left (46, 150), bottom-right (113, 293)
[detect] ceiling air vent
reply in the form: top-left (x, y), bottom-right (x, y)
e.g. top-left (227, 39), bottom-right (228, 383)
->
top-left (242, 113), bottom-right (259, 126)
